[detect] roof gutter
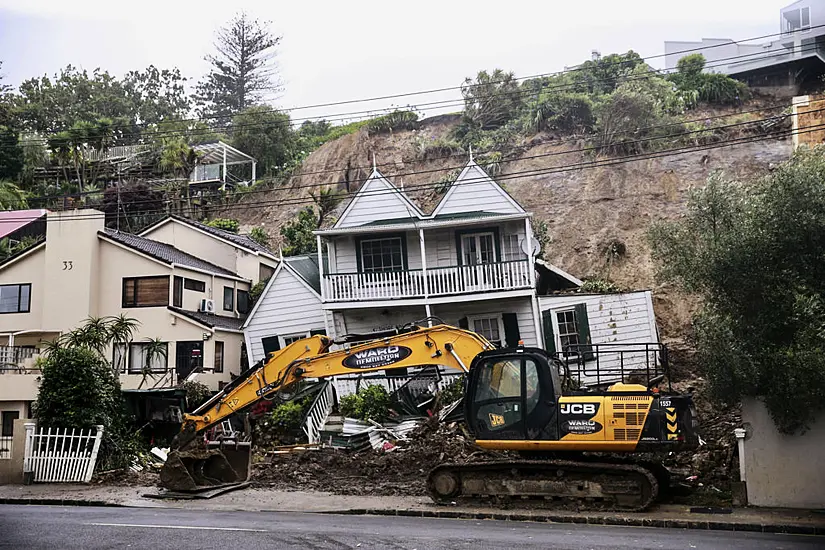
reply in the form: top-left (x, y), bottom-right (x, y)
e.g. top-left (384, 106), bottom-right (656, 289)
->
top-left (315, 212), bottom-right (532, 236)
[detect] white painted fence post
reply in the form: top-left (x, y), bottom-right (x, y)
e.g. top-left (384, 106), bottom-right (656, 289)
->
top-left (84, 425), bottom-right (105, 482)
top-left (734, 427), bottom-right (747, 482)
top-left (23, 422), bottom-right (35, 476)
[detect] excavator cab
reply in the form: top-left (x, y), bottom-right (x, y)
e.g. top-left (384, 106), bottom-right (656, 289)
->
top-left (465, 347), bottom-right (562, 442)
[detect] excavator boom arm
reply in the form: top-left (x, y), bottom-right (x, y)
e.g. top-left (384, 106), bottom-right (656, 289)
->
top-left (181, 324), bottom-right (493, 437)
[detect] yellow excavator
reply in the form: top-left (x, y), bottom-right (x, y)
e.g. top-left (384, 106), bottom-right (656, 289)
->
top-left (161, 323), bottom-right (698, 511)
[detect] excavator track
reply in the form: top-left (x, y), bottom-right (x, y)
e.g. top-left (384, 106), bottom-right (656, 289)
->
top-left (426, 459), bottom-right (659, 512)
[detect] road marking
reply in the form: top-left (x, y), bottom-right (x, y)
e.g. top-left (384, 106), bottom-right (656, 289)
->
top-left (86, 523), bottom-right (267, 532)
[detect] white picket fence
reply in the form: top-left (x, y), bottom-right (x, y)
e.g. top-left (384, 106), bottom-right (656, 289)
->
top-left (23, 423), bottom-right (104, 483)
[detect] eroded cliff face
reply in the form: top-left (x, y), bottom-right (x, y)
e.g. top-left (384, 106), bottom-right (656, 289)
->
top-left (229, 113), bottom-right (792, 340)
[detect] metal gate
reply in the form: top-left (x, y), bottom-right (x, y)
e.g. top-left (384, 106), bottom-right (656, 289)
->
top-left (23, 423), bottom-right (104, 483)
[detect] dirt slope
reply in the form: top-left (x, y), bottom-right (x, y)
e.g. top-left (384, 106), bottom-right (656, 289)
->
top-left (229, 112), bottom-right (792, 340)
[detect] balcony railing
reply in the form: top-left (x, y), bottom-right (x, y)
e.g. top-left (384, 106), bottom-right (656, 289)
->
top-left (0, 346), bottom-right (39, 373)
top-left (323, 260), bottom-right (532, 302)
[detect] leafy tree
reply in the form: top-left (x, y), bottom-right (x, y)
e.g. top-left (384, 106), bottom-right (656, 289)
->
top-left (102, 180), bottom-right (165, 231)
top-left (205, 218), bottom-right (240, 233)
top-left (48, 118), bottom-right (116, 192)
top-left (0, 179), bottom-right (27, 209)
top-left (649, 148), bottom-right (825, 434)
top-left (460, 69), bottom-right (523, 131)
top-left (0, 235), bottom-right (41, 261)
top-left (249, 226), bottom-right (270, 247)
top-left (195, 12), bottom-right (282, 121)
top-left (0, 126), bottom-right (22, 181)
top-left (231, 106), bottom-right (295, 177)
top-left (572, 50), bottom-right (645, 95)
top-left (249, 276), bottom-right (271, 305)
top-left (122, 66), bottom-right (190, 125)
top-left (668, 54), bottom-right (749, 107)
top-left (281, 207), bottom-right (318, 255)
top-left (531, 93), bottom-right (595, 133)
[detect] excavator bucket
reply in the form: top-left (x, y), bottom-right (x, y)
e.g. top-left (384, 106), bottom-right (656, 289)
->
top-left (160, 441), bottom-right (252, 493)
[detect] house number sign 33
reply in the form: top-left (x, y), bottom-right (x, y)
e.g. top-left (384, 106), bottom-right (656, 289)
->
top-left (62, 261), bottom-right (73, 271)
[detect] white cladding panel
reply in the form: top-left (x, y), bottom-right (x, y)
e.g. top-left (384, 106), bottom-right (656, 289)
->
top-left (244, 267), bottom-right (325, 363)
top-left (336, 177), bottom-right (421, 228)
top-left (437, 165), bottom-right (523, 216)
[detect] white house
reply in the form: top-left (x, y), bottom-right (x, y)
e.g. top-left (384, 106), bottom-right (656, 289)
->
top-left (245, 157), bottom-right (661, 367)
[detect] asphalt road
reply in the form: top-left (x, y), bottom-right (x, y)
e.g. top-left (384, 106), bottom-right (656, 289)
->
top-left (0, 504), bottom-right (822, 550)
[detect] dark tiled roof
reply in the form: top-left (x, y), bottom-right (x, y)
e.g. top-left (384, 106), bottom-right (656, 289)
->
top-left (168, 215), bottom-right (276, 256)
top-left (100, 230), bottom-right (239, 278)
top-left (168, 307), bottom-right (245, 331)
top-left (284, 255), bottom-right (321, 295)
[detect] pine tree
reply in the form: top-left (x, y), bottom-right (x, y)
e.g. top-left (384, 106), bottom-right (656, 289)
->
top-left (195, 12), bottom-right (282, 123)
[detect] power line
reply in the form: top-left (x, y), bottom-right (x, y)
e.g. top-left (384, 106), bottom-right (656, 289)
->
top-left (21, 103), bottom-right (796, 208)
top-left (19, 118), bottom-right (817, 226)
top-left (8, 28), bottom-right (819, 147)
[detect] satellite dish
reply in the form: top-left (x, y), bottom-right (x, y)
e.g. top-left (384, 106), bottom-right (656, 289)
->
top-left (520, 237), bottom-right (541, 257)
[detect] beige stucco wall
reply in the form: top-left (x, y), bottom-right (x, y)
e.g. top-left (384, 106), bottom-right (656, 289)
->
top-left (0, 246), bottom-right (46, 334)
top-left (741, 398), bottom-right (825, 509)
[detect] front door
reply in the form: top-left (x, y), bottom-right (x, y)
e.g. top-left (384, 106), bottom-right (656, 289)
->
top-left (461, 233), bottom-right (496, 289)
top-left (176, 341), bottom-right (204, 381)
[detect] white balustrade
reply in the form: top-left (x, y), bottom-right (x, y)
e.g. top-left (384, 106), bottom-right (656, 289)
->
top-left (324, 260), bottom-right (531, 302)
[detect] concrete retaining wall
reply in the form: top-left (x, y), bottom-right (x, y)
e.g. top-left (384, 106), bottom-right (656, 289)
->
top-left (741, 398), bottom-right (825, 509)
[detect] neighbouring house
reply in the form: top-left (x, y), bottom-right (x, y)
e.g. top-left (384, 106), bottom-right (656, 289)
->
top-left (0, 209), bottom-right (254, 434)
top-left (140, 214), bottom-right (279, 283)
top-left (189, 141), bottom-right (257, 189)
top-left (0, 209), bottom-right (48, 246)
top-left (244, 159), bottom-right (662, 394)
top-left (791, 93), bottom-right (825, 149)
top-left (243, 255), bottom-right (325, 365)
top-left (665, 0), bottom-right (825, 93)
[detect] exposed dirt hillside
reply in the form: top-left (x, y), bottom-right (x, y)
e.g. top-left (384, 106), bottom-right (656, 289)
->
top-left (228, 110), bottom-right (792, 341)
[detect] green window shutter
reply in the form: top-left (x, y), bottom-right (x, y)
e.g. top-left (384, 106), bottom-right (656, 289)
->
top-left (502, 312), bottom-right (521, 348)
top-left (574, 303), bottom-right (595, 361)
top-left (261, 335), bottom-right (281, 359)
top-left (310, 329), bottom-right (327, 336)
top-left (541, 310), bottom-right (556, 354)
top-left (458, 317), bottom-right (469, 330)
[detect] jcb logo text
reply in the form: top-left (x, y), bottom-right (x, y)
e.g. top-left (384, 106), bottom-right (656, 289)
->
top-left (560, 403), bottom-right (597, 415)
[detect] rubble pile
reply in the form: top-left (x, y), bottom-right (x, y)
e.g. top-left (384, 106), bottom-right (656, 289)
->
top-left (252, 418), bottom-right (506, 496)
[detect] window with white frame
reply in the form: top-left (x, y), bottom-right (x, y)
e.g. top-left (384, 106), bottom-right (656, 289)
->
top-left (470, 316), bottom-right (502, 347)
top-left (128, 342), bottom-right (168, 374)
top-left (501, 234), bottom-right (522, 261)
top-left (360, 237), bottom-right (404, 272)
top-left (281, 332), bottom-right (310, 347)
top-left (555, 309), bottom-right (580, 352)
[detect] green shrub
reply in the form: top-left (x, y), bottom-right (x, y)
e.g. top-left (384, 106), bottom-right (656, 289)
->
top-left (181, 380), bottom-right (211, 412)
top-left (580, 278), bottom-right (622, 293)
top-left (205, 218), bottom-right (240, 233)
top-left (412, 135), bottom-right (464, 159)
top-left (438, 376), bottom-right (465, 405)
top-left (339, 385), bottom-right (391, 422)
top-left (532, 93), bottom-right (595, 133)
top-left (249, 226), bottom-right (270, 247)
top-left (270, 400), bottom-right (306, 432)
top-left (249, 277), bottom-right (271, 305)
top-left (698, 73), bottom-right (749, 105)
top-left (366, 110), bottom-right (419, 134)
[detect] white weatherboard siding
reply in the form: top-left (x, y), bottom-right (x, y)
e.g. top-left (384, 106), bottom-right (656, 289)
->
top-left (244, 267), bottom-right (325, 364)
top-left (432, 297), bottom-right (537, 347)
top-left (436, 164), bottom-right (523, 216)
top-left (335, 176), bottom-right (421, 228)
top-left (538, 291), bottom-right (658, 385)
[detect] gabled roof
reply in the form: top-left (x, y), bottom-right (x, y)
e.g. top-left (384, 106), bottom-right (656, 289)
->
top-left (0, 209), bottom-right (48, 239)
top-left (432, 160), bottom-right (525, 217)
top-left (167, 306), bottom-right (245, 332)
top-left (334, 168), bottom-right (425, 229)
top-left (284, 255), bottom-right (321, 295)
top-left (100, 230), bottom-right (241, 278)
top-left (140, 215), bottom-right (277, 258)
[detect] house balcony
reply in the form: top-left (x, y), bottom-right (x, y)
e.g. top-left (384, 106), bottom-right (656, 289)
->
top-left (322, 259), bottom-right (532, 303)
top-left (0, 346), bottom-right (42, 402)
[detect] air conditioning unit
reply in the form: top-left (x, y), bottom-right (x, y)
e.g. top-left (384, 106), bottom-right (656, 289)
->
top-left (198, 299), bottom-right (215, 313)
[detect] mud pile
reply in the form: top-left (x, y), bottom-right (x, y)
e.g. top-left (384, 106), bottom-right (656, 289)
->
top-left (252, 419), bottom-right (506, 496)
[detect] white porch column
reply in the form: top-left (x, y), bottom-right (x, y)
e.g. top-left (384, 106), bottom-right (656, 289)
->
top-left (317, 235), bottom-right (325, 302)
top-left (222, 143), bottom-right (227, 183)
top-left (8, 332), bottom-right (14, 347)
top-left (419, 228), bottom-right (432, 326)
top-left (251, 161), bottom-right (257, 184)
top-left (525, 217), bottom-right (537, 288)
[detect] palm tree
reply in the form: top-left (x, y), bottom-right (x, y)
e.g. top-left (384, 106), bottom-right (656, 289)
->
top-left (137, 338), bottom-right (169, 389)
top-left (160, 139), bottom-right (201, 218)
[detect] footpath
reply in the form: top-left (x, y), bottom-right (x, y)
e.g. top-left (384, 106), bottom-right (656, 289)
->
top-left (1, 483), bottom-right (824, 535)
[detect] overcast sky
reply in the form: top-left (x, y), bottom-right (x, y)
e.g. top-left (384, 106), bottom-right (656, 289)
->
top-left (0, 1), bottom-right (783, 123)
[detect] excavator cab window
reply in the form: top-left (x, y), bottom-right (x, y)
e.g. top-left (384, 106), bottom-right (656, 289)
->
top-left (467, 350), bottom-right (559, 441)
